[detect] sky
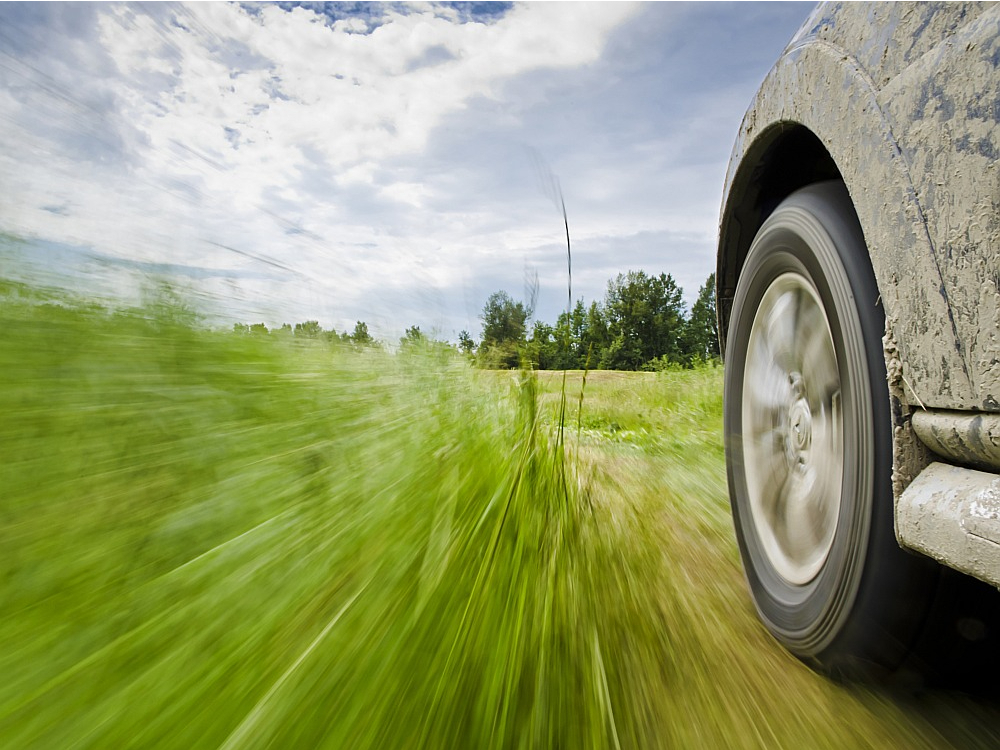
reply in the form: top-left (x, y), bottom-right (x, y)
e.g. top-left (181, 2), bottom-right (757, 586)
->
top-left (0, 1), bottom-right (812, 342)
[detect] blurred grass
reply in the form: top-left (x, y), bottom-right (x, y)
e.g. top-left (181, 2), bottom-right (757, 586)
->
top-left (1, 280), bottom-right (998, 749)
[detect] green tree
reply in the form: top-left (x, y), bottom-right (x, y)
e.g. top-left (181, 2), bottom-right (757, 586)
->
top-left (580, 301), bottom-right (609, 369)
top-left (519, 298), bottom-right (608, 370)
top-left (681, 272), bottom-right (720, 365)
top-left (294, 320), bottom-right (323, 338)
top-left (551, 301), bottom-right (590, 370)
top-left (458, 330), bottom-right (476, 356)
top-left (481, 291), bottom-right (528, 347)
top-left (399, 325), bottom-right (424, 351)
top-left (552, 310), bottom-right (573, 367)
top-left (601, 271), bottom-right (685, 370)
top-left (350, 321), bottom-right (374, 347)
top-left (569, 299), bottom-right (586, 363)
top-left (526, 320), bottom-right (559, 370)
top-left (479, 291), bottom-right (529, 369)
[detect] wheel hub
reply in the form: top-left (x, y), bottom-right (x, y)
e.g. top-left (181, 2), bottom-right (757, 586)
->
top-left (787, 391), bottom-right (812, 457)
top-left (741, 272), bottom-right (844, 586)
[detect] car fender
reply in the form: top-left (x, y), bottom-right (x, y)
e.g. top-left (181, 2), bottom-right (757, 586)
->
top-left (718, 5), bottom-right (984, 412)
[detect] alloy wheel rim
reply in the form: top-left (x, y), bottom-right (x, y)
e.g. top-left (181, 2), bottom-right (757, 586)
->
top-left (742, 271), bottom-right (844, 586)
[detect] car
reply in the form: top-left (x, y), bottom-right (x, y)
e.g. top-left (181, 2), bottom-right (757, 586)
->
top-left (717, 1), bottom-right (1000, 683)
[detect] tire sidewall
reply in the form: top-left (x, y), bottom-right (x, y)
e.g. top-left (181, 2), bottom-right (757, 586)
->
top-left (724, 182), bottom-right (884, 657)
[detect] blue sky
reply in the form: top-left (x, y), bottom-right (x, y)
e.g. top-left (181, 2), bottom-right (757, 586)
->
top-left (0, 1), bottom-right (811, 341)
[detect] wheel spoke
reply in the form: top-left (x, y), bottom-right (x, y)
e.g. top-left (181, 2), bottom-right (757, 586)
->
top-left (763, 288), bottom-right (798, 372)
top-left (756, 446), bottom-right (791, 524)
top-left (796, 297), bottom-right (828, 366)
top-left (779, 470), bottom-right (811, 562)
top-left (798, 305), bottom-right (839, 411)
top-left (744, 344), bottom-right (791, 419)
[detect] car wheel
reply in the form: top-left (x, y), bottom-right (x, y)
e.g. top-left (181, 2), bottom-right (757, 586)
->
top-left (723, 181), bottom-right (942, 680)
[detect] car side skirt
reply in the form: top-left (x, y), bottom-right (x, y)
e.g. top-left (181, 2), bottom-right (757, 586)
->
top-left (912, 411), bottom-right (1000, 474)
top-left (897, 462), bottom-right (1000, 589)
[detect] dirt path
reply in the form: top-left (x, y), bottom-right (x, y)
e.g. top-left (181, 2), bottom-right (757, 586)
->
top-left (572, 367), bottom-right (1000, 749)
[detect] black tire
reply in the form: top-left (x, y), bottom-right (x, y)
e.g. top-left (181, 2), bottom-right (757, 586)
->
top-left (724, 181), bottom-right (943, 681)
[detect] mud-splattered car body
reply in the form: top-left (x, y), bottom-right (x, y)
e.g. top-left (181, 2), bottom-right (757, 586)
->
top-left (720, 2), bottom-right (999, 411)
top-left (718, 2), bottom-right (1000, 679)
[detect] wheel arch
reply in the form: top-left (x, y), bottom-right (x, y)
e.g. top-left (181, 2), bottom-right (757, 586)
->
top-left (716, 123), bottom-right (841, 358)
top-left (716, 38), bottom-right (974, 409)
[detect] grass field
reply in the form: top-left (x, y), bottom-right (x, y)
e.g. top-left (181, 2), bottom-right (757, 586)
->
top-left (2, 280), bottom-right (999, 749)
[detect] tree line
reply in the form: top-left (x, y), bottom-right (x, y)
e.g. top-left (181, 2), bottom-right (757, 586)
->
top-left (234, 269), bottom-right (720, 372)
top-left (233, 319), bottom-right (377, 345)
top-left (464, 270), bottom-right (719, 371)
top-left (233, 318), bottom-right (443, 353)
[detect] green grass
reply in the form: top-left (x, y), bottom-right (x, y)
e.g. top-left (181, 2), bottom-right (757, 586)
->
top-left (1, 280), bottom-right (998, 749)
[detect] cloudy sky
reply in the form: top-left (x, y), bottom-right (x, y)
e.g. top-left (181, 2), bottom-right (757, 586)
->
top-left (0, 1), bottom-right (811, 341)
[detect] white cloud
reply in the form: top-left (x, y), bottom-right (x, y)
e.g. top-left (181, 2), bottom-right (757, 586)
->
top-left (0, 1), bottom-right (810, 339)
top-left (94, 1), bottom-right (640, 207)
